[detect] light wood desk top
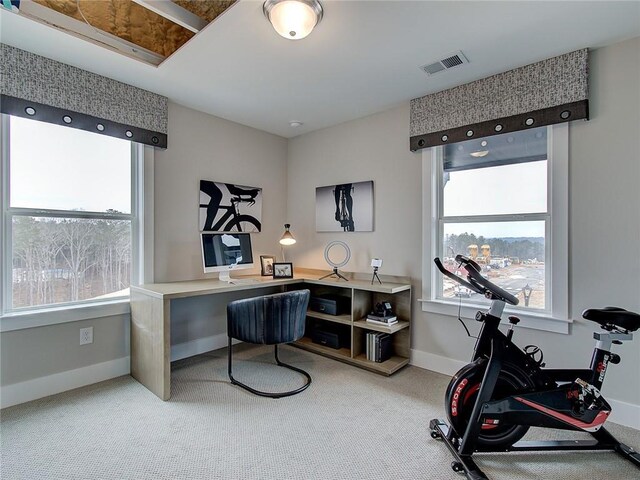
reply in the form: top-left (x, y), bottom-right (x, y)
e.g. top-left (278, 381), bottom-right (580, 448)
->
top-left (132, 268), bottom-right (411, 300)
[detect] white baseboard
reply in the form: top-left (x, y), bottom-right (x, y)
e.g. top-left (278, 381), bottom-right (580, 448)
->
top-left (410, 349), bottom-right (467, 377)
top-left (608, 398), bottom-right (640, 430)
top-left (0, 356), bottom-right (130, 409)
top-left (410, 349), bottom-right (640, 431)
top-left (171, 333), bottom-right (240, 362)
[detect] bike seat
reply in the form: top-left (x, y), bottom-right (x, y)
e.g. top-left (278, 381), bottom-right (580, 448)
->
top-left (582, 307), bottom-right (640, 332)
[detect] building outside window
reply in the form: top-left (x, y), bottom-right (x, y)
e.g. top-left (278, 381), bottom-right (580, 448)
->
top-left (1, 115), bottom-right (140, 314)
top-left (422, 124), bottom-right (568, 332)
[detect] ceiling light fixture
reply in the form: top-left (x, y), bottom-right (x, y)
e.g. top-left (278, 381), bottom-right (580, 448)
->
top-left (470, 151), bottom-right (489, 158)
top-left (263, 0), bottom-right (323, 40)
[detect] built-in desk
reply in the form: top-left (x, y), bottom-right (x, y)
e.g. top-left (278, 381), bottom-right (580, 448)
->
top-left (130, 269), bottom-right (411, 400)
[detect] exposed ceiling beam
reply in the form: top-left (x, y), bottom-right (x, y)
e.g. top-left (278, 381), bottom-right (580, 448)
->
top-left (15, 1), bottom-right (164, 66)
top-left (130, 0), bottom-right (207, 33)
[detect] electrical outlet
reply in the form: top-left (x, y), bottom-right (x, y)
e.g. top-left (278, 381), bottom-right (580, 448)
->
top-left (79, 327), bottom-right (93, 345)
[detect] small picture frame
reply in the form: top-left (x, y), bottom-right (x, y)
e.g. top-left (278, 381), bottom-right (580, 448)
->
top-left (260, 255), bottom-right (276, 276)
top-left (272, 262), bottom-right (293, 279)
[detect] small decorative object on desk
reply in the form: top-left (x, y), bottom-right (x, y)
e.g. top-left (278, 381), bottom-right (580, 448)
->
top-left (260, 255), bottom-right (276, 276)
top-left (370, 258), bottom-right (383, 285)
top-left (272, 262), bottom-right (293, 279)
top-left (366, 302), bottom-right (397, 325)
top-left (319, 240), bottom-right (351, 281)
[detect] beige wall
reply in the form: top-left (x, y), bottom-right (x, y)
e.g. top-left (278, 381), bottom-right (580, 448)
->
top-left (286, 37), bottom-right (640, 408)
top-left (0, 315), bottom-right (128, 386)
top-left (152, 101), bottom-right (289, 346)
top-left (154, 101), bottom-right (289, 283)
top-left (287, 104), bottom-right (422, 276)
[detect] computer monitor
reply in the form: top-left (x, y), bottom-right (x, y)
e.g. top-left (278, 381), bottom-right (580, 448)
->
top-left (201, 232), bottom-right (254, 282)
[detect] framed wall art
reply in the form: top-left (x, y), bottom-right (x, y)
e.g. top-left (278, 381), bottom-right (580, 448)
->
top-left (272, 262), bottom-right (293, 279)
top-left (260, 255), bottom-right (276, 276)
top-left (199, 180), bottom-right (262, 232)
top-left (316, 180), bottom-right (374, 232)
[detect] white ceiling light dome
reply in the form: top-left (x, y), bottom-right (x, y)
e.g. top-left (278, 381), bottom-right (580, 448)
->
top-left (263, 0), bottom-right (323, 40)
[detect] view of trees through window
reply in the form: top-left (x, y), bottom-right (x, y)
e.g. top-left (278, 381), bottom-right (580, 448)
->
top-left (441, 226), bottom-right (546, 309)
top-left (12, 216), bottom-right (131, 308)
top-left (6, 115), bottom-right (133, 310)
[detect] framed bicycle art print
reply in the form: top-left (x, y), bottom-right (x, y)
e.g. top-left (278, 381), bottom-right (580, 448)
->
top-left (315, 180), bottom-right (374, 232)
top-left (199, 180), bottom-right (263, 232)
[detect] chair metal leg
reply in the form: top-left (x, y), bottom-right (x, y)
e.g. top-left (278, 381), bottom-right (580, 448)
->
top-left (228, 340), bottom-right (312, 399)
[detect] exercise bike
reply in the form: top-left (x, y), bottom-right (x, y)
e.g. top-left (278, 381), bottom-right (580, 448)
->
top-left (429, 255), bottom-right (640, 479)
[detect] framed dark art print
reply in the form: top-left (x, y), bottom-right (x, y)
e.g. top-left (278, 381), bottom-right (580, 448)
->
top-left (272, 262), bottom-right (293, 279)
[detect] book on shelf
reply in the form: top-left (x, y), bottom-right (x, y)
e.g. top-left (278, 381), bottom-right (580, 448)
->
top-left (365, 331), bottom-right (393, 363)
top-left (376, 333), bottom-right (392, 363)
top-left (366, 314), bottom-right (398, 325)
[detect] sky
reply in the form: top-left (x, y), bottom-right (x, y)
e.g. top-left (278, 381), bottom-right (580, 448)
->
top-left (443, 160), bottom-right (547, 238)
top-left (10, 116), bottom-right (131, 213)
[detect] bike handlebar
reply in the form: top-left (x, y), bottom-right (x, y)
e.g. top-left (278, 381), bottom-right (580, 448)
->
top-left (434, 256), bottom-right (519, 306)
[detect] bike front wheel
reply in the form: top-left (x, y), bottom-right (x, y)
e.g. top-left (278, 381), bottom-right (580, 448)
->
top-left (225, 215), bottom-right (261, 233)
top-left (445, 358), bottom-right (533, 449)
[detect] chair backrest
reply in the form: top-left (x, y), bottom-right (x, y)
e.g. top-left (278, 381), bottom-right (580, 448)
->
top-left (227, 290), bottom-right (310, 345)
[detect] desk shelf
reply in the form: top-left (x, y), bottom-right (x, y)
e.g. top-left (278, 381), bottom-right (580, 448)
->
top-left (353, 319), bottom-right (410, 334)
top-left (290, 272), bottom-right (412, 377)
top-left (306, 310), bottom-right (352, 326)
top-left (294, 336), bottom-right (351, 360)
top-left (352, 354), bottom-right (409, 375)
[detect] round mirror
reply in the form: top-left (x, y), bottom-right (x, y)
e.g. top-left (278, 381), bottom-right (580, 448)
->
top-left (324, 241), bottom-right (351, 268)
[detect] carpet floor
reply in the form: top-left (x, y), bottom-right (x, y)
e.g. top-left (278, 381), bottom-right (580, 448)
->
top-left (1, 344), bottom-right (639, 480)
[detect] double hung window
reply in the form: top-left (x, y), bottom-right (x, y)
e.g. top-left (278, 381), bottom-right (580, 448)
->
top-left (1, 115), bottom-right (140, 315)
top-left (422, 124), bottom-right (568, 332)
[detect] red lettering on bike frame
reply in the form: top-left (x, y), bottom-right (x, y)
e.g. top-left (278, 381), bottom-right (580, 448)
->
top-left (451, 379), bottom-right (468, 417)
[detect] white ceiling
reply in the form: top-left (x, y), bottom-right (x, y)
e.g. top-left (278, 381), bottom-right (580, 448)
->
top-left (1, 1), bottom-right (639, 138)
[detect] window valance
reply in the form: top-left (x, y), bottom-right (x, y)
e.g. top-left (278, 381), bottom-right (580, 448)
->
top-left (0, 44), bottom-right (168, 148)
top-left (410, 49), bottom-right (588, 151)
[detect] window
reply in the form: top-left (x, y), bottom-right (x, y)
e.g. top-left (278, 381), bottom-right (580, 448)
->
top-left (1, 115), bottom-right (143, 316)
top-left (422, 124), bottom-right (568, 333)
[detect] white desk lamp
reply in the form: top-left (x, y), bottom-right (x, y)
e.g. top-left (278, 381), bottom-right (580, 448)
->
top-left (279, 223), bottom-right (296, 261)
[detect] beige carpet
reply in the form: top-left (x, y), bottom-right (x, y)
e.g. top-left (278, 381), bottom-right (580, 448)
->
top-left (1, 344), bottom-right (639, 480)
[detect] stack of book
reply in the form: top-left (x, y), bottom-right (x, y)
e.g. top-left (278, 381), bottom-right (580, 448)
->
top-left (365, 313), bottom-right (398, 326)
top-left (366, 332), bottom-right (393, 363)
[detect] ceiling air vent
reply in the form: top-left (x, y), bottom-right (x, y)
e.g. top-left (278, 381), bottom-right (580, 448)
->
top-left (420, 51), bottom-right (469, 76)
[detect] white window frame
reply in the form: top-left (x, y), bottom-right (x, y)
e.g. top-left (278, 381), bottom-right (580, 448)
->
top-left (421, 123), bottom-right (569, 334)
top-left (0, 114), bottom-right (154, 332)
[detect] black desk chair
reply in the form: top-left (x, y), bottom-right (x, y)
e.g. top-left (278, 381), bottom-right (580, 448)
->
top-left (227, 289), bottom-right (311, 398)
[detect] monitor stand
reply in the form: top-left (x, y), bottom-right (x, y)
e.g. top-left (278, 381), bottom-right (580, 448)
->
top-left (219, 270), bottom-right (233, 283)
top-left (219, 267), bottom-right (257, 285)
top-left (219, 256), bottom-right (241, 283)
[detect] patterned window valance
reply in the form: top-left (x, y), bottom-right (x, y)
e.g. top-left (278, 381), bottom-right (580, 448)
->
top-left (409, 49), bottom-right (588, 151)
top-left (0, 44), bottom-right (168, 148)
